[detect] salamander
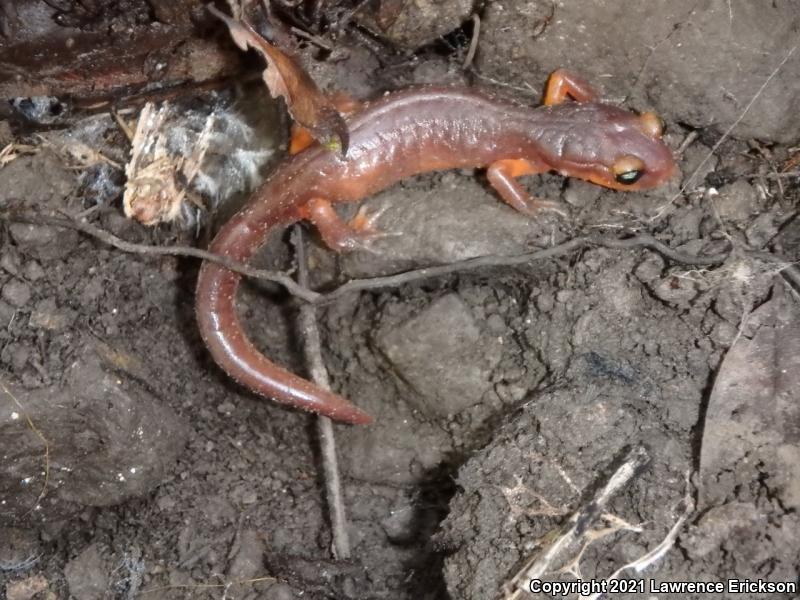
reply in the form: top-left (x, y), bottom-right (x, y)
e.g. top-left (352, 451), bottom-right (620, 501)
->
top-left (195, 70), bottom-right (676, 425)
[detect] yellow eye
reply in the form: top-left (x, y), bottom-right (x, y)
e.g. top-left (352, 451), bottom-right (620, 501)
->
top-left (612, 156), bottom-right (646, 185)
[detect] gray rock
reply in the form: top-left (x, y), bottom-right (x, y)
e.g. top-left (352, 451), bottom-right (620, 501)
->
top-left (651, 275), bottom-right (699, 308)
top-left (227, 530), bottom-right (265, 581)
top-left (342, 418), bottom-right (450, 484)
top-left (0, 344), bottom-right (188, 524)
top-left (9, 223), bottom-right (79, 262)
top-left (338, 178), bottom-right (559, 277)
top-left (1, 280), bottom-right (32, 308)
top-left (716, 180), bottom-right (759, 225)
top-left (29, 298), bottom-right (72, 331)
top-left (264, 583), bottom-right (297, 600)
top-left (355, 0), bottom-right (473, 48)
top-left (4, 574), bottom-right (49, 600)
top-left (22, 262), bottom-right (45, 282)
top-left (64, 544), bottom-right (109, 600)
top-left (376, 294), bottom-right (502, 417)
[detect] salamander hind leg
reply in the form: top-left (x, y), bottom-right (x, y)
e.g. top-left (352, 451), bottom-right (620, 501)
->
top-left (487, 159), bottom-right (568, 217)
top-left (306, 198), bottom-right (398, 252)
top-left (543, 69), bottom-right (599, 105)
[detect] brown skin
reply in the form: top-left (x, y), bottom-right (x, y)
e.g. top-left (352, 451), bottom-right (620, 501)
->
top-left (195, 71), bottom-right (677, 425)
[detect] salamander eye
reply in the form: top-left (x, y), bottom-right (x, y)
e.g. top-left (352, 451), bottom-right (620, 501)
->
top-left (612, 156), bottom-right (645, 185)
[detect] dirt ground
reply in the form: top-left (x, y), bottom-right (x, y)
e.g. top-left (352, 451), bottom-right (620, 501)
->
top-left (1, 1), bottom-right (799, 599)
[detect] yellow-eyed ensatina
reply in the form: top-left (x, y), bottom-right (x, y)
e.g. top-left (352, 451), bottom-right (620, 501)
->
top-left (195, 70), bottom-right (676, 424)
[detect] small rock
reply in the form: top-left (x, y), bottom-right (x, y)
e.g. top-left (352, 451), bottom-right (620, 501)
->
top-left (0, 346), bottom-right (189, 524)
top-left (1, 342), bottom-right (30, 371)
top-left (22, 261), bottom-right (45, 282)
top-left (680, 144), bottom-right (718, 189)
top-left (376, 294), bottom-right (502, 416)
top-left (2, 280), bottom-right (32, 307)
top-left (227, 530), bottom-right (265, 581)
top-left (5, 574), bottom-right (49, 600)
top-left (8, 223), bottom-right (79, 261)
top-left (356, 0), bottom-right (473, 48)
top-left (651, 275), bottom-right (698, 308)
top-left (156, 495), bottom-right (176, 511)
top-left (716, 180), bottom-right (758, 225)
top-left (381, 504), bottom-right (417, 544)
top-left (217, 400), bottom-right (236, 415)
top-left (669, 207), bottom-right (703, 243)
top-left (64, 544), bottom-right (109, 600)
top-left (633, 254), bottom-right (665, 283)
top-left (29, 298), bottom-right (70, 331)
top-left (265, 583), bottom-right (297, 600)
top-left (0, 249), bottom-right (21, 275)
top-left (745, 211), bottom-right (779, 249)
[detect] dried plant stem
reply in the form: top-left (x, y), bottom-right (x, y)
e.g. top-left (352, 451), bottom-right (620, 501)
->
top-left (292, 226), bottom-right (351, 560)
top-left (2, 211), bottom-right (737, 307)
top-left (504, 446), bottom-right (650, 599)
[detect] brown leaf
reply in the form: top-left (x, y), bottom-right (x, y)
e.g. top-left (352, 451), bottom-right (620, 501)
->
top-left (209, 5), bottom-right (349, 156)
top-left (699, 286), bottom-right (800, 511)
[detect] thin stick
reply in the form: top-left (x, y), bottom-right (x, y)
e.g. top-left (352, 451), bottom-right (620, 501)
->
top-left (652, 45), bottom-right (797, 220)
top-left (2, 212), bottom-right (737, 305)
top-left (463, 14), bottom-right (481, 70)
top-left (584, 473), bottom-right (695, 600)
top-left (292, 226), bottom-right (352, 560)
top-left (504, 446), bottom-right (650, 599)
top-left (319, 233), bottom-right (731, 302)
top-left (1, 211), bottom-right (320, 303)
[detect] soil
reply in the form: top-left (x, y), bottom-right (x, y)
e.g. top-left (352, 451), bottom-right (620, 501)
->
top-left (1, 2), bottom-right (800, 600)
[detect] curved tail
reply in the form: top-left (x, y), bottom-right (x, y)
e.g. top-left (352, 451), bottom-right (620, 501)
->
top-left (195, 206), bottom-right (373, 425)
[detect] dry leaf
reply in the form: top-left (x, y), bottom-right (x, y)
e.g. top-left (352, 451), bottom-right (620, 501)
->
top-left (699, 285), bottom-right (800, 511)
top-left (209, 5), bottom-right (349, 155)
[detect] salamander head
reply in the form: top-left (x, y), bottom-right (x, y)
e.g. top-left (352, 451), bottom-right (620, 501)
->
top-left (547, 103), bottom-right (677, 191)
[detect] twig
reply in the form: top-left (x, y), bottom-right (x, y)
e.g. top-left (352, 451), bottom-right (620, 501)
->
top-left (504, 446), bottom-right (650, 599)
top-left (139, 576), bottom-right (276, 595)
top-left (652, 45), bottom-right (797, 221)
top-left (320, 234), bottom-right (731, 302)
top-left (462, 14), bottom-right (481, 70)
top-left (583, 472), bottom-right (695, 600)
top-left (1, 212), bottom-right (736, 306)
top-left (292, 226), bottom-right (352, 561)
top-left (675, 130), bottom-right (699, 157)
top-left (1, 211), bottom-right (320, 303)
top-left (754, 170), bottom-right (800, 179)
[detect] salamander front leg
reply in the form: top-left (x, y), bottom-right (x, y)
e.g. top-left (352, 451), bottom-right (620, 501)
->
top-left (487, 159), bottom-right (567, 217)
top-left (543, 69), bottom-right (599, 105)
top-left (306, 198), bottom-right (396, 252)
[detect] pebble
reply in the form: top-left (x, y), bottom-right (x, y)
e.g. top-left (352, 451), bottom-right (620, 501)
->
top-left (264, 583), bottom-right (296, 600)
top-left (29, 298), bottom-right (69, 330)
top-left (23, 261), bottom-right (45, 281)
top-left (1, 280), bottom-right (32, 307)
